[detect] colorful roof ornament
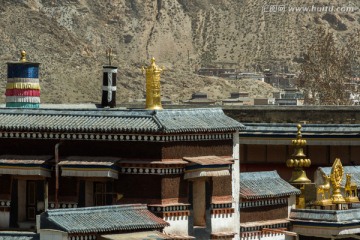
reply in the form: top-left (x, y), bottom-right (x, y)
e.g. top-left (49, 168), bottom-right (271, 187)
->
top-left (5, 50), bottom-right (40, 108)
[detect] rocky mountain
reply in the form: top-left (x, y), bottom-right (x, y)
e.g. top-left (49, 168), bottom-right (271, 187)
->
top-left (0, 0), bottom-right (359, 104)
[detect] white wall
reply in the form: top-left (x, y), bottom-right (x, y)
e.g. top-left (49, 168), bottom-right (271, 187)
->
top-left (211, 213), bottom-right (234, 233)
top-left (163, 215), bottom-right (189, 236)
top-left (233, 131), bottom-right (240, 240)
top-left (40, 229), bottom-right (68, 240)
top-left (288, 195), bottom-right (296, 217)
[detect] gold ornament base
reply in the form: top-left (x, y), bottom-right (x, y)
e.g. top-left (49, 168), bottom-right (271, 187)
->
top-left (314, 199), bottom-right (333, 206)
top-left (332, 193), bottom-right (346, 204)
top-left (345, 196), bottom-right (360, 203)
top-left (289, 169), bottom-right (311, 184)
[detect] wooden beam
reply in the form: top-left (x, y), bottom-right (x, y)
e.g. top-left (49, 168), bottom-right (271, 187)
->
top-left (262, 228), bottom-right (298, 236)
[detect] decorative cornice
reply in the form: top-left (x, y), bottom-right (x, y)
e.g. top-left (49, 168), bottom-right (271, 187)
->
top-left (149, 204), bottom-right (190, 213)
top-left (69, 234), bottom-right (96, 240)
top-left (120, 166), bottom-right (184, 175)
top-left (240, 198), bottom-right (288, 208)
top-left (48, 202), bottom-right (78, 209)
top-left (0, 200), bottom-right (10, 207)
top-left (240, 229), bottom-right (287, 240)
top-left (0, 132), bottom-right (233, 142)
top-left (211, 202), bottom-right (234, 215)
top-left (240, 222), bottom-right (290, 234)
top-left (148, 204), bottom-right (190, 217)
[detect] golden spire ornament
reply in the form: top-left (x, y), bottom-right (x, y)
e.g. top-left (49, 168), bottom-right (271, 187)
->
top-left (143, 57), bottom-right (163, 110)
top-left (286, 124), bottom-right (311, 184)
top-left (20, 50), bottom-right (27, 62)
top-left (330, 158), bottom-right (346, 204)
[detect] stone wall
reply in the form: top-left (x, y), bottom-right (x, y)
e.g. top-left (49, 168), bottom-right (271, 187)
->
top-left (223, 106), bottom-right (360, 124)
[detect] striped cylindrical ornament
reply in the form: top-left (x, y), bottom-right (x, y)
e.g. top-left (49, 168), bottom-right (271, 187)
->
top-left (5, 51), bottom-right (40, 108)
top-left (101, 66), bottom-right (117, 108)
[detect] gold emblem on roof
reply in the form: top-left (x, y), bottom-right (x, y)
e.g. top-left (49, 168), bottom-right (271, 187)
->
top-left (142, 57), bottom-right (163, 110)
top-left (286, 124), bottom-right (311, 184)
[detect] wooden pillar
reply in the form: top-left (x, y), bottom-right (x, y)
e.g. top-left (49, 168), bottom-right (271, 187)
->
top-left (193, 179), bottom-right (206, 226)
top-left (44, 180), bottom-right (48, 211)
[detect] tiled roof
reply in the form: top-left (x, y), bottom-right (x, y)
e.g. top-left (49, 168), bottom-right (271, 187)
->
top-left (0, 108), bottom-right (243, 134)
top-left (40, 204), bottom-right (169, 234)
top-left (240, 171), bottom-right (301, 199)
top-left (241, 123), bottom-right (360, 137)
top-left (0, 232), bottom-right (39, 240)
top-left (316, 166), bottom-right (360, 188)
top-left (290, 208), bottom-right (360, 223)
top-left (154, 108), bottom-right (244, 133)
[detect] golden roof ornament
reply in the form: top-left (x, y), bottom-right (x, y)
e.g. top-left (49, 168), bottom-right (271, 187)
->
top-left (330, 158), bottom-right (346, 204)
top-left (345, 173), bottom-right (360, 203)
top-left (20, 50), bottom-right (27, 62)
top-left (286, 124), bottom-right (311, 184)
top-left (142, 57), bottom-right (163, 110)
top-left (315, 173), bottom-right (332, 206)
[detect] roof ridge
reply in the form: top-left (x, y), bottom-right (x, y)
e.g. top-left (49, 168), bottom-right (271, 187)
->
top-left (241, 170), bottom-right (279, 179)
top-left (47, 204), bottom-right (147, 215)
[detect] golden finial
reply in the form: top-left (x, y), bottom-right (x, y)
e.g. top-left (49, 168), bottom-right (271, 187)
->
top-left (106, 48), bottom-right (112, 66)
top-left (286, 124), bottom-right (311, 185)
top-left (143, 57), bottom-right (164, 110)
top-left (20, 50), bottom-right (27, 62)
top-left (330, 158), bottom-right (346, 205)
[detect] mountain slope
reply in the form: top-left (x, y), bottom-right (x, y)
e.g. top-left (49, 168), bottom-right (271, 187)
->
top-left (0, 0), bottom-right (358, 103)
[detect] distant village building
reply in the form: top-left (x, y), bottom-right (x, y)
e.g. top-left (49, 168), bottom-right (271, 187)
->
top-left (265, 73), bottom-right (296, 89)
top-left (273, 88), bottom-right (304, 106)
top-left (253, 98), bottom-right (275, 105)
top-left (222, 92), bottom-right (252, 106)
top-left (184, 92), bottom-right (216, 105)
top-left (238, 73), bottom-right (264, 82)
top-left (197, 68), bottom-right (236, 78)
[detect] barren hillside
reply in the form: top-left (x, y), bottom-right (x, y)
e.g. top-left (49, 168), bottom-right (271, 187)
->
top-left (0, 0), bottom-right (358, 104)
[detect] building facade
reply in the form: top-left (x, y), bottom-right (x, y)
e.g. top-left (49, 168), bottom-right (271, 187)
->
top-left (0, 107), bottom-right (243, 239)
top-left (240, 171), bottom-right (300, 240)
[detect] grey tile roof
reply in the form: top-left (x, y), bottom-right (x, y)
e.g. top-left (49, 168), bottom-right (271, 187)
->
top-left (153, 108), bottom-right (244, 133)
top-left (0, 108), bottom-right (243, 134)
top-left (240, 170), bottom-right (301, 199)
top-left (241, 123), bottom-right (360, 137)
top-left (40, 204), bottom-right (169, 234)
top-left (290, 208), bottom-right (360, 223)
top-left (317, 166), bottom-right (360, 188)
top-left (0, 232), bottom-right (39, 240)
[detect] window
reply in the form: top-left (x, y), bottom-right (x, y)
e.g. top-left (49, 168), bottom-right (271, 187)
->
top-left (94, 182), bottom-right (106, 206)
